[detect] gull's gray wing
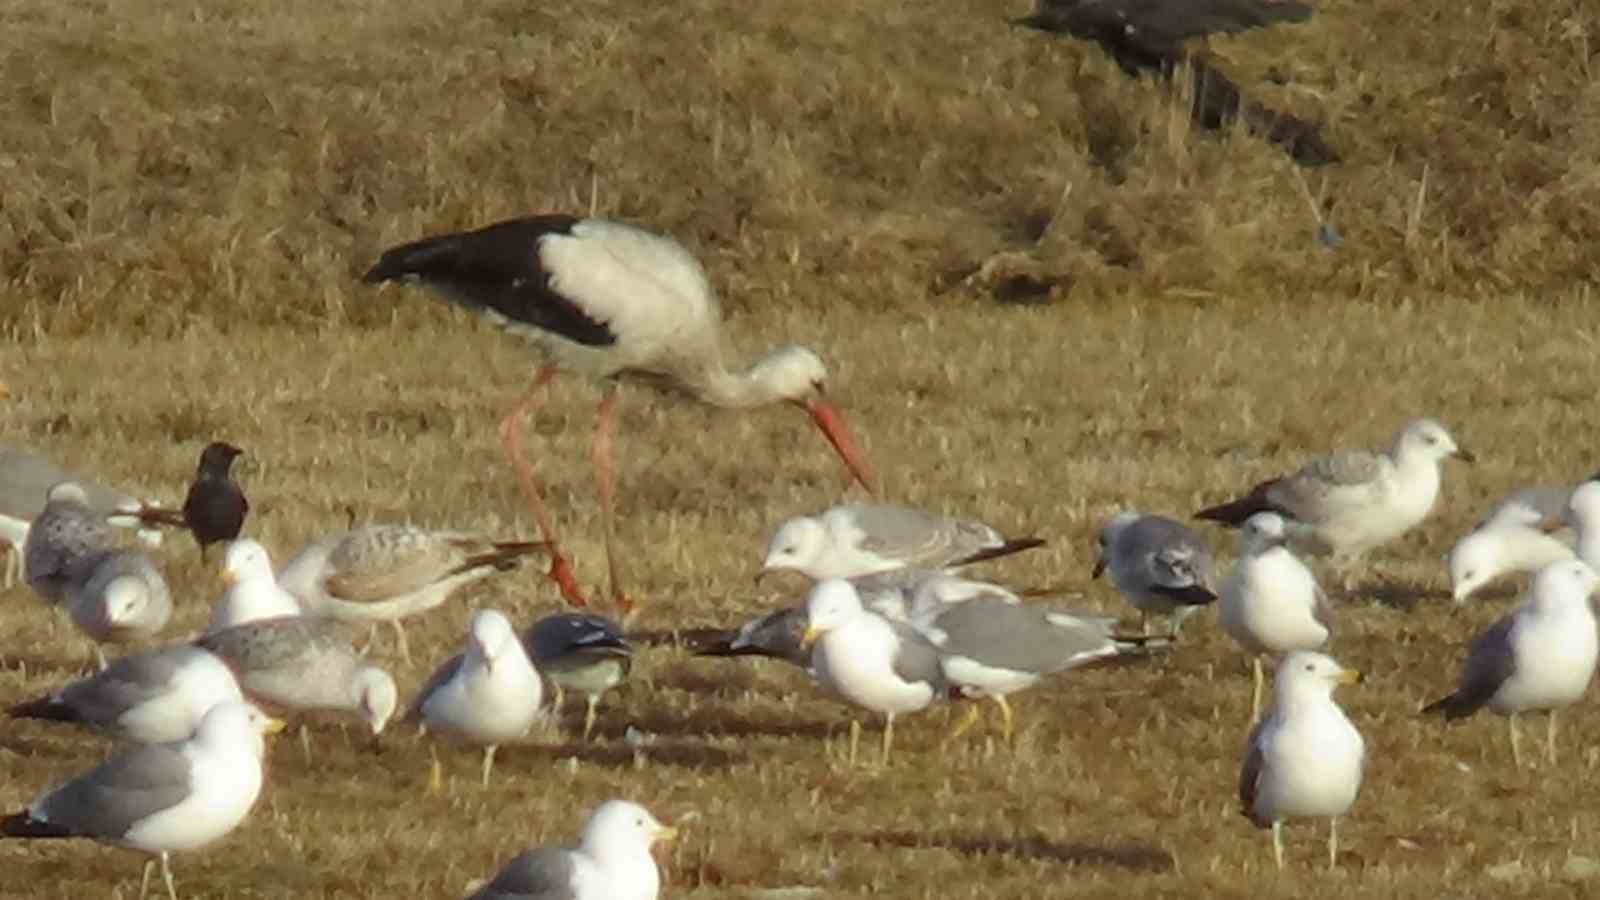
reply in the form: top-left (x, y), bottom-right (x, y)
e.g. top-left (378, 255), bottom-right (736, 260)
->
top-left (28, 744), bottom-right (195, 839)
top-left (466, 848), bottom-right (579, 900)
top-left (1422, 615), bottom-right (1517, 718)
top-left (1123, 516), bottom-right (1216, 602)
top-left (886, 622), bottom-right (947, 690)
top-left (1238, 717), bottom-right (1272, 827)
top-left (844, 504), bottom-right (969, 562)
top-left (407, 652), bottom-right (467, 721)
top-left (46, 648), bottom-right (197, 725)
top-left (922, 596), bottom-right (1117, 676)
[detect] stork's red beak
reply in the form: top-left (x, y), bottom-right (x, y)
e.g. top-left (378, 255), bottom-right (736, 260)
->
top-left (803, 398), bottom-right (875, 495)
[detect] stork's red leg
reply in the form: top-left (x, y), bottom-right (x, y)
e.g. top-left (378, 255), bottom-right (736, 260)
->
top-left (591, 387), bottom-right (631, 619)
top-left (498, 365), bottom-right (588, 607)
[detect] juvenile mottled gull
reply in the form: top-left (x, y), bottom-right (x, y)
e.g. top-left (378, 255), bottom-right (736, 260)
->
top-left (9, 645), bottom-right (245, 744)
top-left (0, 700), bottom-right (283, 900)
top-left (1094, 511), bottom-right (1217, 635)
top-left (800, 579), bottom-right (947, 765)
top-left (760, 502), bottom-right (1043, 582)
top-left (1196, 418), bottom-right (1472, 558)
top-left (276, 524), bottom-right (548, 662)
top-left (1218, 513), bottom-right (1332, 721)
top-left (1423, 558), bottom-right (1600, 767)
top-left (207, 539), bottom-right (303, 633)
top-left (0, 449), bottom-right (166, 588)
top-left (1239, 651), bottom-right (1365, 869)
top-left (413, 609), bottom-right (545, 787)
top-left (1448, 485), bottom-right (1576, 603)
top-left (64, 548), bottom-right (173, 669)
top-left (23, 482), bottom-right (113, 606)
top-left (523, 613), bottom-right (632, 740)
top-left (910, 593), bottom-right (1147, 744)
top-left (466, 799), bottom-right (676, 900)
top-left (196, 616), bottom-right (398, 737)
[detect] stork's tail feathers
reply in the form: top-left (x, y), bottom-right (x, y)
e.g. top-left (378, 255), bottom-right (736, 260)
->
top-left (949, 537), bottom-right (1047, 568)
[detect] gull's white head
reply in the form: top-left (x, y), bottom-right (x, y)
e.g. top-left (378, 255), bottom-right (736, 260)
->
top-left (103, 575), bottom-right (158, 627)
top-left (467, 609), bottom-right (521, 669)
top-left (1565, 481), bottom-right (1600, 532)
top-left (1275, 650), bottom-right (1361, 703)
top-left (1239, 512), bottom-right (1289, 555)
top-left (354, 666), bottom-right (399, 735)
top-left (222, 539), bottom-right (275, 585)
top-left (1394, 418), bottom-right (1472, 464)
top-left (1093, 511), bottom-right (1141, 578)
top-left (195, 699), bottom-right (285, 758)
top-left (1530, 558), bottom-right (1600, 614)
top-left (1447, 529), bottom-right (1503, 605)
top-left (45, 481), bottom-right (90, 507)
top-left (582, 799), bottom-right (677, 858)
top-left (760, 515), bottom-right (828, 579)
top-left (800, 579), bottom-right (865, 649)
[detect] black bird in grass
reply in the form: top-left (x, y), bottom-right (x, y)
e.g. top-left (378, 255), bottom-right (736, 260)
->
top-left (179, 442), bottom-right (248, 559)
top-left (1017, 0), bottom-right (1337, 166)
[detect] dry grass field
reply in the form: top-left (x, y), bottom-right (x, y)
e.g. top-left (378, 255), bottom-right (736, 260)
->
top-left (2, 0), bottom-right (1599, 897)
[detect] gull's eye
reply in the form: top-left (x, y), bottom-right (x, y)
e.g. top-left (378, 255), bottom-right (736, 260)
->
top-left (1304, 663), bottom-right (1315, 672)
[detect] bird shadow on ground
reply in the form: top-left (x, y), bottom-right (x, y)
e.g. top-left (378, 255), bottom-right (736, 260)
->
top-left (832, 829), bottom-right (1175, 871)
top-left (518, 739), bottom-right (746, 770)
top-left (1351, 578), bottom-right (1447, 613)
top-left (1, 653), bottom-right (97, 681)
top-left (615, 705), bottom-right (839, 742)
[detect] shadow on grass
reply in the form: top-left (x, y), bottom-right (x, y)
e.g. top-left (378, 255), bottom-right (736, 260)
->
top-left (1356, 578), bottom-right (1447, 612)
top-left (519, 739), bottom-right (747, 770)
top-left (2, 653), bottom-right (99, 680)
top-left (839, 829), bottom-right (1174, 871)
top-left (613, 705), bottom-right (838, 742)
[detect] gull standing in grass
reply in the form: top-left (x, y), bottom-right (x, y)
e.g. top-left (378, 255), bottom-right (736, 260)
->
top-left (196, 616), bottom-right (399, 741)
top-left (8, 645), bottom-right (245, 744)
top-left (0, 700), bottom-right (283, 900)
top-left (413, 609), bottom-right (545, 787)
top-left (0, 448), bottom-right (167, 589)
top-left (63, 548), bottom-right (173, 669)
top-left (1239, 651), bottom-right (1365, 870)
top-left (800, 579), bottom-right (946, 766)
top-left (1447, 484), bottom-right (1576, 604)
top-left (1422, 559), bottom-right (1600, 767)
top-left (759, 502), bottom-right (1043, 582)
top-left (1566, 478), bottom-right (1600, 568)
top-left (523, 613), bottom-right (632, 740)
top-left (207, 539), bottom-right (303, 632)
top-left (363, 215), bottom-right (876, 615)
top-left (1218, 513), bottom-right (1332, 721)
top-left (466, 799), bottom-right (676, 900)
top-left (1196, 418), bottom-right (1472, 561)
top-left (276, 524), bottom-right (548, 662)
top-left (1094, 511), bottom-right (1217, 636)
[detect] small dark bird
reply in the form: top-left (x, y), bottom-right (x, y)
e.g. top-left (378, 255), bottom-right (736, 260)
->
top-left (180, 442), bottom-right (248, 559)
top-left (522, 613), bottom-right (633, 740)
top-left (1017, 0), bottom-right (1337, 166)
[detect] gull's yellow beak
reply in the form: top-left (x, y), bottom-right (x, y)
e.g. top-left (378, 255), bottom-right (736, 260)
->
top-left (799, 625), bottom-right (822, 651)
top-left (654, 823), bottom-right (679, 844)
top-left (263, 717), bottom-right (288, 734)
top-left (1335, 669), bottom-right (1364, 686)
top-left (220, 569), bottom-right (241, 587)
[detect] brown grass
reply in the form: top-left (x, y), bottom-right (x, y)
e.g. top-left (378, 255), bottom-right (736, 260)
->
top-left (3, 0), bottom-right (1600, 897)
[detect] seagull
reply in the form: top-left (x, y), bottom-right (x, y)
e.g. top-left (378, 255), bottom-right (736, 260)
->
top-left (1566, 478), bottom-right (1600, 567)
top-left (0, 448), bottom-right (167, 589)
top-left (363, 215), bottom-right (877, 614)
top-left (466, 799), bottom-right (676, 900)
top-left (23, 482), bottom-right (114, 606)
top-left (1218, 513), bottom-right (1332, 721)
top-left (1196, 418), bottom-right (1472, 561)
top-left (176, 442), bottom-right (249, 560)
top-left (196, 616), bottom-right (399, 739)
top-left (759, 502), bottom-right (1042, 583)
top-left (8, 645), bottom-right (245, 744)
top-left (800, 579), bottom-right (947, 766)
top-left (412, 609), bottom-right (545, 787)
top-left (1239, 651), bottom-right (1365, 869)
top-left (523, 613), bottom-right (632, 741)
top-left (275, 524), bottom-right (547, 662)
top-left (1094, 511), bottom-right (1217, 636)
top-left (207, 539), bottom-right (304, 633)
top-left (63, 548), bottom-right (173, 669)
top-left (1448, 485), bottom-right (1576, 603)
top-left (1, 700), bottom-right (284, 900)
top-left (1423, 558), bottom-right (1600, 767)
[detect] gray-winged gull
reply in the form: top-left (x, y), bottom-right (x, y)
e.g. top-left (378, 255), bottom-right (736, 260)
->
top-left (1, 448), bottom-right (167, 589)
top-left (759, 502), bottom-right (1042, 582)
top-left (412, 609), bottom-right (545, 787)
top-left (1423, 558), bottom-right (1600, 767)
top-left (64, 547), bottom-right (173, 669)
top-left (195, 616), bottom-right (398, 738)
top-left (207, 539), bottom-right (304, 632)
top-left (1239, 651), bottom-right (1364, 869)
top-left (8, 645), bottom-right (245, 743)
top-left (800, 579), bottom-right (947, 765)
top-left (1566, 479), bottom-right (1600, 567)
top-left (465, 799), bottom-right (676, 900)
top-left (523, 613), bottom-right (631, 740)
top-left (1449, 484), bottom-right (1576, 603)
top-left (1218, 513), bottom-right (1332, 721)
top-left (1094, 511), bottom-right (1217, 635)
top-left (1196, 418), bottom-right (1471, 558)
top-left (0, 700), bottom-right (283, 900)
top-left (275, 524), bottom-right (548, 662)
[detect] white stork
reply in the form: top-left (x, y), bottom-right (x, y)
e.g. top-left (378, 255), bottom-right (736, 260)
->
top-left (362, 215), bottom-right (875, 613)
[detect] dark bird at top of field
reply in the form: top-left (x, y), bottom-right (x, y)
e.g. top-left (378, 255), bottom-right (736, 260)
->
top-left (362, 215), bottom-right (877, 618)
top-left (1017, 0), bottom-right (1337, 167)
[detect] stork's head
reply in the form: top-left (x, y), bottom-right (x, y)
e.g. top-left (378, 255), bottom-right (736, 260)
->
top-left (752, 345), bottom-right (876, 495)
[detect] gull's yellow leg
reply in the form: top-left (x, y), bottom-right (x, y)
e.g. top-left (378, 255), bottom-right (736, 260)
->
top-left (941, 705), bottom-right (982, 749)
top-left (1251, 656), bottom-right (1265, 723)
top-left (994, 696), bottom-right (1015, 743)
top-left (1272, 820), bottom-right (1285, 869)
top-left (481, 745), bottom-right (499, 786)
